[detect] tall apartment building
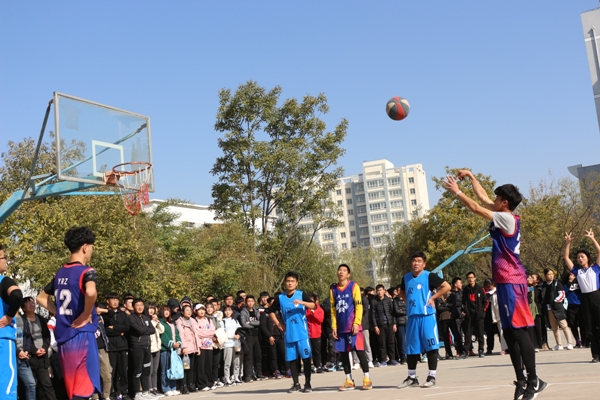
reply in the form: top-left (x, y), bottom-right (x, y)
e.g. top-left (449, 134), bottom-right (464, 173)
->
top-left (297, 159), bottom-right (430, 281)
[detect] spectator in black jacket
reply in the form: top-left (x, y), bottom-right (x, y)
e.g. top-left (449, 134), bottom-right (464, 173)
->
top-left (448, 278), bottom-right (467, 359)
top-left (104, 292), bottom-right (130, 399)
top-left (392, 285), bottom-right (407, 364)
top-left (370, 285), bottom-right (398, 366)
top-left (261, 297), bottom-right (286, 378)
top-left (128, 299), bottom-right (155, 398)
top-left (320, 295), bottom-right (337, 370)
top-left (462, 272), bottom-right (487, 358)
top-left (436, 293), bottom-right (455, 360)
top-left (18, 296), bottom-right (57, 400)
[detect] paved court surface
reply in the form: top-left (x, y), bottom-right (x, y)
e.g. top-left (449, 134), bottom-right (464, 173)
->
top-left (180, 340), bottom-right (600, 400)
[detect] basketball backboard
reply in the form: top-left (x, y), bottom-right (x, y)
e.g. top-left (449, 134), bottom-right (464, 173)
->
top-left (53, 92), bottom-right (154, 192)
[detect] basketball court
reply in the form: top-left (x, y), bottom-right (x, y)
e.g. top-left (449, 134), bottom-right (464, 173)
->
top-left (178, 337), bottom-right (599, 400)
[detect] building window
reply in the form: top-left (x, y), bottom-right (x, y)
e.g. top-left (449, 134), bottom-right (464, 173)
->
top-left (349, 220), bottom-right (355, 226)
top-left (357, 205), bottom-right (367, 214)
top-left (356, 194), bottom-right (365, 203)
top-left (373, 236), bottom-right (383, 244)
top-left (372, 224), bottom-right (389, 233)
top-left (346, 188), bottom-right (352, 194)
top-left (409, 177), bottom-right (414, 183)
top-left (323, 244), bottom-right (334, 251)
top-left (361, 238), bottom-right (370, 246)
top-left (370, 213), bottom-right (387, 222)
top-left (342, 243), bottom-right (348, 249)
top-left (369, 202), bottom-right (386, 211)
top-left (357, 216), bottom-right (368, 225)
top-left (351, 242), bottom-right (357, 248)
top-left (348, 209), bottom-right (354, 216)
top-left (341, 232), bottom-right (346, 238)
top-left (410, 188), bottom-right (416, 195)
top-left (323, 233), bottom-right (334, 241)
top-left (347, 199), bottom-right (353, 205)
top-left (355, 183), bottom-right (364, 192)
top-left (367, 179), bottom-right (384, 189)
top-left (337, 200), bottom-right (343, 206)
top-left (359, 227), bottom-right (369, 236)
top-left (368, 191), bottom-right (385, 200)
top-left (388, 177), bottom-right (401, 186)
top-left (391, 212), bottom-right (403, 220)
top-left (411, 200), bottom-right (417, 206)
top-left (336, 189), bottom-right (342, 195)
top-left (390, 200), bottom-right (403, 208)
top-left (390, 189), bottom-right (402, 197)
top-left (350, 231), bottom-right (356, 237)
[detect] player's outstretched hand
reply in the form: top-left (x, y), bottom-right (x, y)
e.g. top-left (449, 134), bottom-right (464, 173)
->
top-left (565, 232), bottom-right (573, 243)
top-left (442, 175), bottom-right (460, 195)
top-left (585, 229), bottom-right (595, 240)
top-left (0, 315), bottom-right (13, 328)
top-left (71, 313), bottom-right (92, 329)
top-left (456, 170), bottom-right (473, 181)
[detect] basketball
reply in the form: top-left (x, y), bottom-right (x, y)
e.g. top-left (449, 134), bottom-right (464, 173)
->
top-left (386, 96), bottom-right (410, 121)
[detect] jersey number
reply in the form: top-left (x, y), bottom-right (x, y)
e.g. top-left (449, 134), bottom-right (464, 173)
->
top-left (55, 289), bottom-right (73, 316)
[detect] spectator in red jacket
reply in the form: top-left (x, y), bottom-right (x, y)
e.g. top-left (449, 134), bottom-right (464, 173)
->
top-left (306, 294), bottom-right (325, 372)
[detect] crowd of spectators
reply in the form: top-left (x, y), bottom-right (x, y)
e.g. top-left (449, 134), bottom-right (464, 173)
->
top-left (12, 267), bottom-right (590, 400)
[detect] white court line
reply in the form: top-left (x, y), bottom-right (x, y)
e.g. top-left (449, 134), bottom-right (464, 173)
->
top-left (424, 386), bottom-right (502, 397)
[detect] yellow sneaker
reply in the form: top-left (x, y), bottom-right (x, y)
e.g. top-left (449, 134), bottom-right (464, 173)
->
top-left (362, 377), bottom-right (373, 390)
top-left (339, 378), bottom-right (355, 391)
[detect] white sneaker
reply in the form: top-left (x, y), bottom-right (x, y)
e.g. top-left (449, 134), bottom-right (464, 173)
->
top-left (215, 381), bottom-right (224, 388)
top-left (368, 361), bottom-right (374, 368)
top-left (164, 391), bottom-right (175, 397)
top-left (352, 363), bottom-right (360, 370)
top-left (201, 387), bottom-right (210, 391)
top-left (553, 345), bottom-right (563, 351)
top-left (567, 344), bottom-right (574, 350)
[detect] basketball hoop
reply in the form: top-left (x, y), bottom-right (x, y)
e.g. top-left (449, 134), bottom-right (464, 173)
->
top-left (104, 162), bottom-right (152, 216)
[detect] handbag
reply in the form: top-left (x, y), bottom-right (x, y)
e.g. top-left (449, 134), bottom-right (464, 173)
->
top-left (167, 341), bottom-right (184, 380)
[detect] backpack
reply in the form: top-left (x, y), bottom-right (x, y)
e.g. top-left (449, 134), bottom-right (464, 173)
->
top-left (167, 341), bottom-right (184, 380)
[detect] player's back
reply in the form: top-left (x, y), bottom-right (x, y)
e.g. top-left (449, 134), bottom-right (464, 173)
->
top-left (53, 263), bottom-right (98, 344)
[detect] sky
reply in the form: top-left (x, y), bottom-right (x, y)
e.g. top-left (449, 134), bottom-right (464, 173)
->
top-left (2, 1), bottom-right (600, 208)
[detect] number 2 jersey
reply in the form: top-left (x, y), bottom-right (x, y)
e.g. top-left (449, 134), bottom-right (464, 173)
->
top-left (43, 262), bottom-right (98, 344)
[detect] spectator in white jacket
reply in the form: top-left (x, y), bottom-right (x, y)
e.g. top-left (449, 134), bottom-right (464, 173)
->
top-left (221, 306), bottom-right (242, 385)
top-left (148, 303), bottom-right (165, 396)
top-left (484, 279), bottom-right (507, 355)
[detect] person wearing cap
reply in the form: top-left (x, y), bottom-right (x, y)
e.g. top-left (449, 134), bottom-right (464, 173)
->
top-left (104, 292), bottom-right (131, 400)
top-left (127, 299), bottom-right (156, 399)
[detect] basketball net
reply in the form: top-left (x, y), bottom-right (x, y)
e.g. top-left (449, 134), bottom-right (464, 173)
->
top-left (104, 162), bottom-right (152, 225)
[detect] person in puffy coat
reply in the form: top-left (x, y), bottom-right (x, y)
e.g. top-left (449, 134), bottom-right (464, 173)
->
top-left (393, 287), bottom-right (407, 363)
top-left (194, 304), bottom-right (216, 391)
top-left (175, 304), bottom-right (201, 394)
top-left (306, 294), bottom-right (324, 371)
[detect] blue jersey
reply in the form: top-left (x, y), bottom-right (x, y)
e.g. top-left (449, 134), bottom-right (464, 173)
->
top-left (52, 264), bottom-right (98, 344)
top-left (0, 276), bottom-right (17, 341)
top-left (278, 290), bottom-right (309, 343)
top-left (403, 271), bottom-right (436, 317)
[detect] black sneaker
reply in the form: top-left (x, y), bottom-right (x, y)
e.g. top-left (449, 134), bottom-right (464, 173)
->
top-left (478, 350), bottom-right (485, 358)
top-left (288, 383), bottom-right (301, 394)
top-left (456, 352), bottom-right (468, 360)
top-left (513, 380), bottom-right (526, 400)
top-left (302, 383), bottom-right (312, 393)
top-left (422, 376), bottom-right (436, 387)
top-left (592, 355), bottom-right (600, 363)
top-left (398, 376), bottom-right (419, 389)
top-left (522, 378), bottom-right (547, 400)
top-left (257, 375), bottom-right (267, 381)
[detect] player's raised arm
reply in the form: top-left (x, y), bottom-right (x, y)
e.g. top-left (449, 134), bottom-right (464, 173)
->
top-left (584, 228), bottom-right (600, 266)
top-left (564, 232), bottom-right (575, 271)
top-left (456, 170), bottom-right (494, 209)
top-left (443, 175), bottom-right (493, 221)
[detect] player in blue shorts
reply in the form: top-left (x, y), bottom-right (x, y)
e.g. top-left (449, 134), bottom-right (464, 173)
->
top-left (268, 271), bottom-right (315, 393)
top-left (0, 244), bottom-right (24, 400)
top-left (37, 227), bottom-right (101, 400)
top-left (397, 251), bottom-right (450, 389)
top-left (444, 170), bottom-right (547, 400)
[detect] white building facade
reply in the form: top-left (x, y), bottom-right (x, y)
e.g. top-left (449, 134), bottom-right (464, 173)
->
top-left (297, 159), bottom-right (430, 280)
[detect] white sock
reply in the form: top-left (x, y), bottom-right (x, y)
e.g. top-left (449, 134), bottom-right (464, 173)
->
top-left (346, 373), bottom-right (352, 380)
top-left (408, 369), bottom-right (416, 379)
top-left (364, 372), bottom-right (369, 378)
top-left (429, 370), bottom-right (436, 378)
